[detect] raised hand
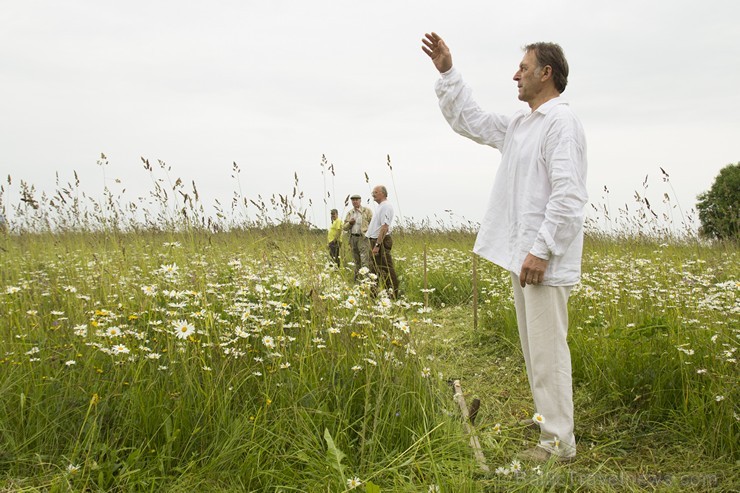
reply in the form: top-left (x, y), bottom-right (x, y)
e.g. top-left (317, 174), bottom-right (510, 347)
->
top-left (421, 32), bottom-right (453, 73)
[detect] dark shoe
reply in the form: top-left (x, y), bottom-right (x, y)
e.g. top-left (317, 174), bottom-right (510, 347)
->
top-left (516, 446), bottom-right (574, 463)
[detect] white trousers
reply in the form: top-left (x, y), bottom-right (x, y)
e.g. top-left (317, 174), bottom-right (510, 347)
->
top-left (511, 273), bottom-right (576, 457)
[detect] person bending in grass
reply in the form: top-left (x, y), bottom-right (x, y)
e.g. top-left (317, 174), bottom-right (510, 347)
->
top-left (422, 32), bottom-right (588, 462)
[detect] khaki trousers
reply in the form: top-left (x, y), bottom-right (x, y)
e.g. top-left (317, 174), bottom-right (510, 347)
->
top-left (511, 273), bottom-right (576, 458)
top-left (350, 234), bottom-right (371, 281)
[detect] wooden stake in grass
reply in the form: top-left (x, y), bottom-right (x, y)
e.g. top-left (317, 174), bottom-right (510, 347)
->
top-left (472, 253), bottom-right (478, 331)
top-left (423, 243), bottom-right (429, 308)
top-left (453, 380), bottom-right (489, 472)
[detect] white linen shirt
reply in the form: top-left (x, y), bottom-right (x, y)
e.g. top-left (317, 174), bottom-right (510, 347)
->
top-left (436, 67), bottom-right (588, 286)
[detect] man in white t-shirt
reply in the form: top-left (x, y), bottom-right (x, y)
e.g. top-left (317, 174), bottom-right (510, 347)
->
top-left (365, 185), bottom-right (399, 298)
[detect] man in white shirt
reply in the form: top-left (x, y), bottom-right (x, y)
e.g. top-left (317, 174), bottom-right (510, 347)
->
top-left (422, 32), bottom-right (588, 462)
top-left (366, 185), bottom-right (399, 298)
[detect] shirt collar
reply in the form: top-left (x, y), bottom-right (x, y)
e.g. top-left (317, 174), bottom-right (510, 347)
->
top-left (534, 96), bottom-right (568, 115)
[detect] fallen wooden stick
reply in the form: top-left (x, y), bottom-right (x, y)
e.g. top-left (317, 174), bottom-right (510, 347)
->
top-left (453, 379), bottom-right (489, 472)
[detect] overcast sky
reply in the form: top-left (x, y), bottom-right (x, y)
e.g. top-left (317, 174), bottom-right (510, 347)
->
top-left (2, 0), bottom-right (738, 230)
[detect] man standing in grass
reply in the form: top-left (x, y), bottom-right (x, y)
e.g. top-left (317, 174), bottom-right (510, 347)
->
top-left (344, 194), bottom-right (373, 281)
top-left (422, 33), bottom-right (588, 462)
top-left (327, 209), bottom-right (342, 267)
top-left (366, 185), bottom-right (400, 298)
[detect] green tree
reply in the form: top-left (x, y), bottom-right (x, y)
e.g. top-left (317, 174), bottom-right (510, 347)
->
top-left (696, 162), bottom-right (739, 240)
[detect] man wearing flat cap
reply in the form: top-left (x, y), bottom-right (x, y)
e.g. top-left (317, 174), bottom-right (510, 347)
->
top-left (343, 194), bottom-right (373, 281)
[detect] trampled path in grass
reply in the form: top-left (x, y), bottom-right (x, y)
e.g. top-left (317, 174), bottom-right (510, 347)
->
top-left (426, 304), bottom-right (739, 491)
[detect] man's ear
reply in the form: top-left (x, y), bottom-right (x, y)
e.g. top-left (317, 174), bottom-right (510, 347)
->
top-left (540, 65), bottom-right (553, 82)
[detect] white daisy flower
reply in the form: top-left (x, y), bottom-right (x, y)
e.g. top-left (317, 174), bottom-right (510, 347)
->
top-left (105, 326), bottom-right (122, 338)
top-left (347, 477), bottom-right (362, 489)
top-left (141, 285), bottom-right (157, 296)
top-left (173, 319), bottom-right (195, 340)
top-left (112, 344), bottom-right (129, 355)
top-left (159, 263), bottom-right (179, 275)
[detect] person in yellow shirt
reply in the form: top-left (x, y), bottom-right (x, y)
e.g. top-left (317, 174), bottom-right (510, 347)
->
top-left (327, 209), bottom-right (343, 267)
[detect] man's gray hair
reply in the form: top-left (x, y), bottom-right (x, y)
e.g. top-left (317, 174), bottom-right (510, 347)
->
top-left (525, 42), bottom-right (569, 94)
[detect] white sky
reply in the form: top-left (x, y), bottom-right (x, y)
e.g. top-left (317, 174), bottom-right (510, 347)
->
top-left (2, 0), bottom-right (738, 230)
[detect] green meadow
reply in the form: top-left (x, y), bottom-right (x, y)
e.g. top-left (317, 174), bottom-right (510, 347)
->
top-left (0, 169), bottom-right (737, 491)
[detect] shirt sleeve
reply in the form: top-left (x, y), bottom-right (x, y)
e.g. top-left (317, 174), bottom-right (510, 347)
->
top-left (343, 212), bottom-right (352, 231)
top-left (531, 115), bottom-right (588, 259)
top-left (363, 208), bottom-right (373, 233)
top-left (435, 67), bottom-right (511, 150)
